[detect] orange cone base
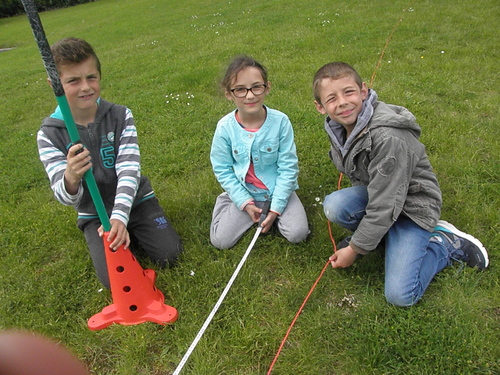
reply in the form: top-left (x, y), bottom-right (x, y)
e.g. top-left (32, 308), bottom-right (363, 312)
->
top-left (87, 286), bottom-right (179, 331)
top-left (87, 233), bottom-right (178, 331)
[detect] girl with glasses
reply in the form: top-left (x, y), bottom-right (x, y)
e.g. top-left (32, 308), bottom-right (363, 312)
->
top-left (210, 55), bottom-right (309, 249)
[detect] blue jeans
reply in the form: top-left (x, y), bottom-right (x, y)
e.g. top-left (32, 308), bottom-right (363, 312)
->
top-left (323, 185), bottom-right (450, 306)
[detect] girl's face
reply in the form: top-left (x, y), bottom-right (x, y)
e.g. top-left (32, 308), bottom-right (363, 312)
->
top-left (225, 67), bottom-right (270, 119)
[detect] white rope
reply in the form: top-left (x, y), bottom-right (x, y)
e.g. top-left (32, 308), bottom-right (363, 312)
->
top-left (172, 226), bottom-right (263, 375)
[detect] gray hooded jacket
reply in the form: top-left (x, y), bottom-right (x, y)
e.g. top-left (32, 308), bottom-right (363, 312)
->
top-left (325, 90), bottom-right (442, 254)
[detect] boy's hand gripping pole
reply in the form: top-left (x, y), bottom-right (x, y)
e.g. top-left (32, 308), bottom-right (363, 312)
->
top-left (21, 0), bottom-right (111, 232)
top-left (172, 200), bottom-right (271, 375)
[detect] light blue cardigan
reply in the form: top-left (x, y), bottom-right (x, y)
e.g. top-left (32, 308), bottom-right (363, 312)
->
top-left (210, 106), bottom-right (299, 214)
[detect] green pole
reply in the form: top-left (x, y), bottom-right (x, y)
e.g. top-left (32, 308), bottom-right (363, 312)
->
top-left (55, 96), bottom-right (111, 232)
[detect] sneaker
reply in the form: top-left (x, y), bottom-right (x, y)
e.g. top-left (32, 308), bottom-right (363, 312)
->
top-left (433, 220), bottom-right (489, 269)
top-left (337, 236), bottom-right (352, 250)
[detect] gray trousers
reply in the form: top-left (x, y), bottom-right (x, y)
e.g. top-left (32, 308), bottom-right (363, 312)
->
top-left (78, 197), bottom-right (183, 289)
top-left (210, 191), bottom-right (309, 249)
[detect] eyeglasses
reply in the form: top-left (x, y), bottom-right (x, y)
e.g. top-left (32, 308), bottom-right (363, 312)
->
top-left (230, 84), bottom-right (267, 98)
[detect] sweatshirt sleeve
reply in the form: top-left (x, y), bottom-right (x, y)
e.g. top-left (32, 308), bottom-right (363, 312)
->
top-left (110, 108), bottom-right (141, 226)
top-left (37, 129), bottom-right (84, 206)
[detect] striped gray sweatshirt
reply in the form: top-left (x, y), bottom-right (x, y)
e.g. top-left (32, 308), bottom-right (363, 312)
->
top-left (37, 98), bottom-right (154, 226)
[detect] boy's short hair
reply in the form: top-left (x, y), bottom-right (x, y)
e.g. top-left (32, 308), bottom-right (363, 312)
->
top-left (221, 55), bottom-right (268, 93)
top-left (312, 62), bottom-right (363, 103)
top-left (51, 37), bottom-right (101, 76)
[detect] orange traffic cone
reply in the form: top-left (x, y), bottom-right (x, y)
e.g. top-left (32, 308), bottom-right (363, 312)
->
top-left (87, 232), bottom-right (178, 331)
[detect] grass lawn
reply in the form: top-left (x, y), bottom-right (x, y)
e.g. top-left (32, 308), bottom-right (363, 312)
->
top-left (0, 0), bottom-right (499, 373)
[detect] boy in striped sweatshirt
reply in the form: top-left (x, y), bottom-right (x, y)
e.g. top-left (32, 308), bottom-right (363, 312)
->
top-left (37, 37), bottom-right (182, 288)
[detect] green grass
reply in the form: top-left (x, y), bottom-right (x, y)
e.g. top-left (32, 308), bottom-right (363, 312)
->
top-left (1, 0), bottom-right (499, 373)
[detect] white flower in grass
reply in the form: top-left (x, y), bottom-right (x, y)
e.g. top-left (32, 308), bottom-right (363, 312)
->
top-left (165, 92), bottom-right (195, 105)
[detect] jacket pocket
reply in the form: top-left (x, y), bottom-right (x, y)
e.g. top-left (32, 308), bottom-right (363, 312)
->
top-left (259, 142), bottom-right (279, 165)
top-left (232, 145), bottom-right (248, 163)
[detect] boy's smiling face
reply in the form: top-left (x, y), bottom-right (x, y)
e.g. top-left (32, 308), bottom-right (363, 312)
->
top-left (55, 57), bottom-right (101, 123)
top-left (314, 75), bottom-right (368, 129)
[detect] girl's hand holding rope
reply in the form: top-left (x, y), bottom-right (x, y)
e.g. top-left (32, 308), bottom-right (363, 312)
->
top-left (260, 211), bottom-right (278, 233)
top-left (244, 203), bottom-right (278, 233)
top-left (244, 203), bottom-right (261, 222)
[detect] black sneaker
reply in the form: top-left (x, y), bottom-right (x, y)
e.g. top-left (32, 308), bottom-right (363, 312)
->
top-left (433, 220), bottom-right (489, 269)
top-left (337, 236), bottom-right (352, 250)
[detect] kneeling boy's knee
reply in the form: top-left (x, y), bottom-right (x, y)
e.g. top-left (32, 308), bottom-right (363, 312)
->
top-left (385, 290), bottom-right (418, 307)
top-left (153, 241), bottom-right (183, 268)
top-left (323, 204), bottom-right (342, 224)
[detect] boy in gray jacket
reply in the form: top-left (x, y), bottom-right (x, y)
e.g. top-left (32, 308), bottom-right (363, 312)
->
top-left (37, 38), bottom-right (182, 289)
top-left (313, 62), bottom-right (488, 306)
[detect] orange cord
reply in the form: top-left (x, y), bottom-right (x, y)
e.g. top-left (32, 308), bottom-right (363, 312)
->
top-left (369, 0), bottom-right (417, 88)
top-left (337, 172), bottom-right (344, 191)
top-left (265, 258), bottom-right (331, 375)
top-left (266, 173), bottom-right (342, 374)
